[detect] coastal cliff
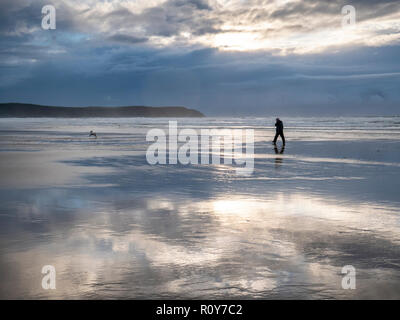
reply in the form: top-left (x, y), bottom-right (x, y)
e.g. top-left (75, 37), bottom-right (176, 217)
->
top-left (0, 103), bottom-right (205, 118)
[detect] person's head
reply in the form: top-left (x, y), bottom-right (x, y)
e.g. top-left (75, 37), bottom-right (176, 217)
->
top-left (276, 118), bottom-right (280, 121)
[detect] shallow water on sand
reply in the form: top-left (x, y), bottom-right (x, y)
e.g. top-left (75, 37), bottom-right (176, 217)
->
top-left (0, 117), bottom-right (400, 299)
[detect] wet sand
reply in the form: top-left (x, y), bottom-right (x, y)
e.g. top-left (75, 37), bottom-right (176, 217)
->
top-left (0, 117), bottom-right (399, 299)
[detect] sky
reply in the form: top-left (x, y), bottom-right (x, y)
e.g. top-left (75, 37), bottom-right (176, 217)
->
top-left (0, 0), bottom-right (399, 116)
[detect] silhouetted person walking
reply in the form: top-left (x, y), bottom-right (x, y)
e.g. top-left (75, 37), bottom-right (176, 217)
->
top-left (273, 118), bottom-right (285, 146)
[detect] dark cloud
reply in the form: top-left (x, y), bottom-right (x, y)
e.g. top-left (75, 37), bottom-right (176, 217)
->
top-left (108, 34), bottom-right (148, 44)
top-left (0, 0), bottom-right (44, 35)
top-left (0, 0), bottom-right (400, 115)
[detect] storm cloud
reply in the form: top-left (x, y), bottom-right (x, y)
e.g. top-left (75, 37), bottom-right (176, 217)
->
top-left (0, 0), bottom-right (399, 115)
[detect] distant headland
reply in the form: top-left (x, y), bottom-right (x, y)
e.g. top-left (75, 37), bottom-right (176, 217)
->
top-left (0, 103), bottom-right (205, 118)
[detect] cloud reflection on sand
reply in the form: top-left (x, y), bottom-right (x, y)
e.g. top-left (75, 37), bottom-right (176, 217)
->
top-left (1, 191), bottom-right (400, 299)
top-left (0, 117), bottom-right (399, 299)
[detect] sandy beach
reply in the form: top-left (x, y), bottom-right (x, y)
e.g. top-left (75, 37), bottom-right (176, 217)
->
top-left (0, 117), bottom-right (399, 299)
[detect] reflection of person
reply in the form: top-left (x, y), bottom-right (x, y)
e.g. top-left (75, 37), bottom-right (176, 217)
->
top-left (274, 144), bottom-right (285, 168)
top-left (89, 130), bottom-right (97, 138)
top-left (273, 118), bottom-right (285, 146)
top-left (274, 145), bottom-right (285, 155)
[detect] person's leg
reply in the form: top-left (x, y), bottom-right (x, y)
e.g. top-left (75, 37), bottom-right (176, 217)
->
top-left (281, 132), bottom-right (285, 145)
top-left (273, 132), bottom-right (279, 144)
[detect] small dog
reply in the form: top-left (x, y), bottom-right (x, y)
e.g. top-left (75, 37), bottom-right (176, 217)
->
top-left (89, 130), bottom-right (97, 138)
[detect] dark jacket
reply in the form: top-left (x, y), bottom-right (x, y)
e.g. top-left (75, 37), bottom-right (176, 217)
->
top-left (275, 119), bottom-right (284, 132)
